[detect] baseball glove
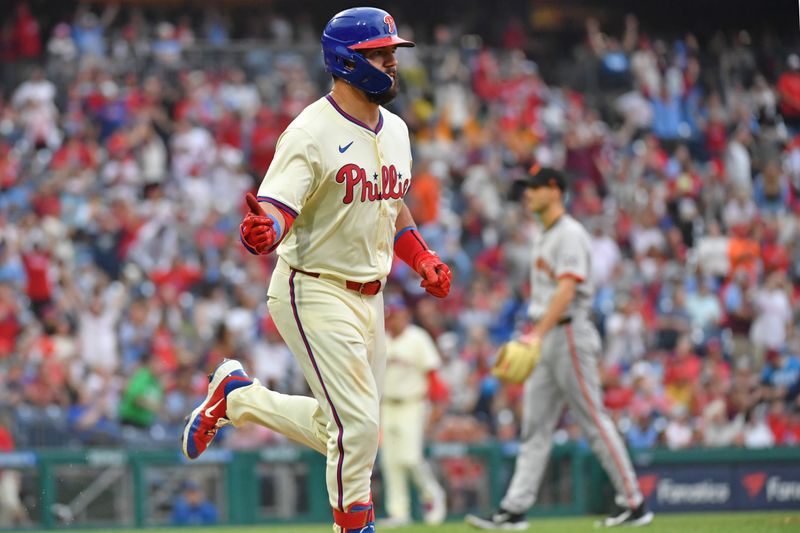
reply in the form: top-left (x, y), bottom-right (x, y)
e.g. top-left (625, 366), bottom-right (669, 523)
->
top-left (491, 337), bottom-right (541, 384)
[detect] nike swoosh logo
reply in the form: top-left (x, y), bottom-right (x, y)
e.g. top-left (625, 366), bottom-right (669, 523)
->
top-left (204, 398), bottom-right (224, 418)
top-left (339, 141), bottom-right (354, 153)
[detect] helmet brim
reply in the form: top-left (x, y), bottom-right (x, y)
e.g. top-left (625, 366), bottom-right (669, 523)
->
top-left (349, 36), bottom-right (415, 50)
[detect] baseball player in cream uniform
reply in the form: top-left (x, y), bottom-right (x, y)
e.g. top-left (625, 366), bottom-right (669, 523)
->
top-left (379, 297), bottom-right (446, 527)
top-left (181, 8), bottom-right (452, 533)
top-left (467, 167), bottom-right (652, 530)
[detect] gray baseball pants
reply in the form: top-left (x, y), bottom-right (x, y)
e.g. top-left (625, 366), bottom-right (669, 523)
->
top-left (500, 318), bottom-right (643, 513)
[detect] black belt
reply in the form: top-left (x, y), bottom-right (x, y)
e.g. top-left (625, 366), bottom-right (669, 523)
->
top-left (533, 317), bottom-right (572, 326)
top-left (383, 396), bottom-right (424, 405)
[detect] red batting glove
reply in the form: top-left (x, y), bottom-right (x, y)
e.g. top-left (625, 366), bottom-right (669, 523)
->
top-left (414, 250), bottom-right (452, 298)
top-left (239, 193), bottom-right (276, 255)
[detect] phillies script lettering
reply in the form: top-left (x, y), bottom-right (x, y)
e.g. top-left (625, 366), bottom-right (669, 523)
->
top-left (336, 164), bottom-right (410, 204)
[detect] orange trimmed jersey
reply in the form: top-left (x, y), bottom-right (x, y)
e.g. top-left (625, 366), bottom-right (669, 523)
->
top-left (528, 214), bottom-right (593, 320)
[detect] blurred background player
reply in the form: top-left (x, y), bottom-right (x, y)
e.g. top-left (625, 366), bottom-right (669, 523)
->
top-left (379, 295), bottom-right (447, 528)
top-left (182, 7), bottom-right (452, 533)
top-left (467, 167), bottom-right (653, 530)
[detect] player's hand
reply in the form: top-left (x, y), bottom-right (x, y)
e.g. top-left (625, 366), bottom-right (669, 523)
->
top-left (491, 334), bottom-right (541, 384)
top-left (414, 250), bottom-right (452, 298)
top-left (240, 193), bottom-right (276, 255)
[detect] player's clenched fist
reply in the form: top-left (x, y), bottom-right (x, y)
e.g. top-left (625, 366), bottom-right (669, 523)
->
top-left (414, 250), bottom-right (452, 298)
top-left (240, 192), bottom-right (276, 255)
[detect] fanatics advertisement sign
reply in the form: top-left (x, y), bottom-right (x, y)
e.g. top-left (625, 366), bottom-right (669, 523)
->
top-left (737, 466), bottom-right (800, 510)
top-left (637, 467), bottom-right (734, 511)
top-left (638, 464), bottom-right (800, 512)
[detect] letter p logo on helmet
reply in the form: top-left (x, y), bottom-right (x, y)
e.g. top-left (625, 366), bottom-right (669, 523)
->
top-left (384, 15), bottom-right (395, 34)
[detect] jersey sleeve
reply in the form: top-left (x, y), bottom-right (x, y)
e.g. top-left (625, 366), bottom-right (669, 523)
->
top-left (257, 127), bottom-right (321, 214)
top-left (554, 224), bottom-right (589, 282)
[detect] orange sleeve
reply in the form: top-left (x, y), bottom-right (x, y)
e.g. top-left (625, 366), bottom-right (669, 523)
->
top-left (557, 273), bottom-right (585, 282)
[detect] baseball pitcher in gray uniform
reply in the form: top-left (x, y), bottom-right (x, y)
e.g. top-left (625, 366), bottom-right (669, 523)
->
top-left (467, 167), bottom-right (653, 530)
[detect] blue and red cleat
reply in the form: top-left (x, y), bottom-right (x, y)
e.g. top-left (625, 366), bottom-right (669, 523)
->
top-left (182, 358), bottom-right (253, 459)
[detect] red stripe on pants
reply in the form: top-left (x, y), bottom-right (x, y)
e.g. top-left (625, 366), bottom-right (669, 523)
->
top-left (566, 324), bottom-right (636, 508)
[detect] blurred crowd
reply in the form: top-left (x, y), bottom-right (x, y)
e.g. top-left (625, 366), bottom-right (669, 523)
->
top-left (0, 1), bottom-right (799, 459)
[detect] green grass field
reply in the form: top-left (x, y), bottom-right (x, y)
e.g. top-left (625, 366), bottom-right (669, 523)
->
top-left (21, 512), bottom-right (800, 532)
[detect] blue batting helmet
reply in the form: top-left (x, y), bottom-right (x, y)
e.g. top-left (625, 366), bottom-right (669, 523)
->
top-left (321, 7), bottom-right (414, 95)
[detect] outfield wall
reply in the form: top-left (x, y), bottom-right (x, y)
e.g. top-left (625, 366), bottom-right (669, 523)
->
top-left (1, 445), bottom-right (799, 529)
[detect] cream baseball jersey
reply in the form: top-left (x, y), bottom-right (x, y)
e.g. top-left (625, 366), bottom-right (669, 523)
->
top-left (257, 95), bottom-right (411, 283)
top-left (528, 214), bottom-right (594, 320)
top-left (383, 323), bottom-right (440, 401)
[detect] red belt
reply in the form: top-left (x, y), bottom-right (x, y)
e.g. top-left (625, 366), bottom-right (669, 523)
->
top-left (291, 268), bottom-right (383, 296)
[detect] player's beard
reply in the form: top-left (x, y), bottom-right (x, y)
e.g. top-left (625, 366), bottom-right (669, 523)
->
top-left (367, 72), bottom-right (399, 105)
